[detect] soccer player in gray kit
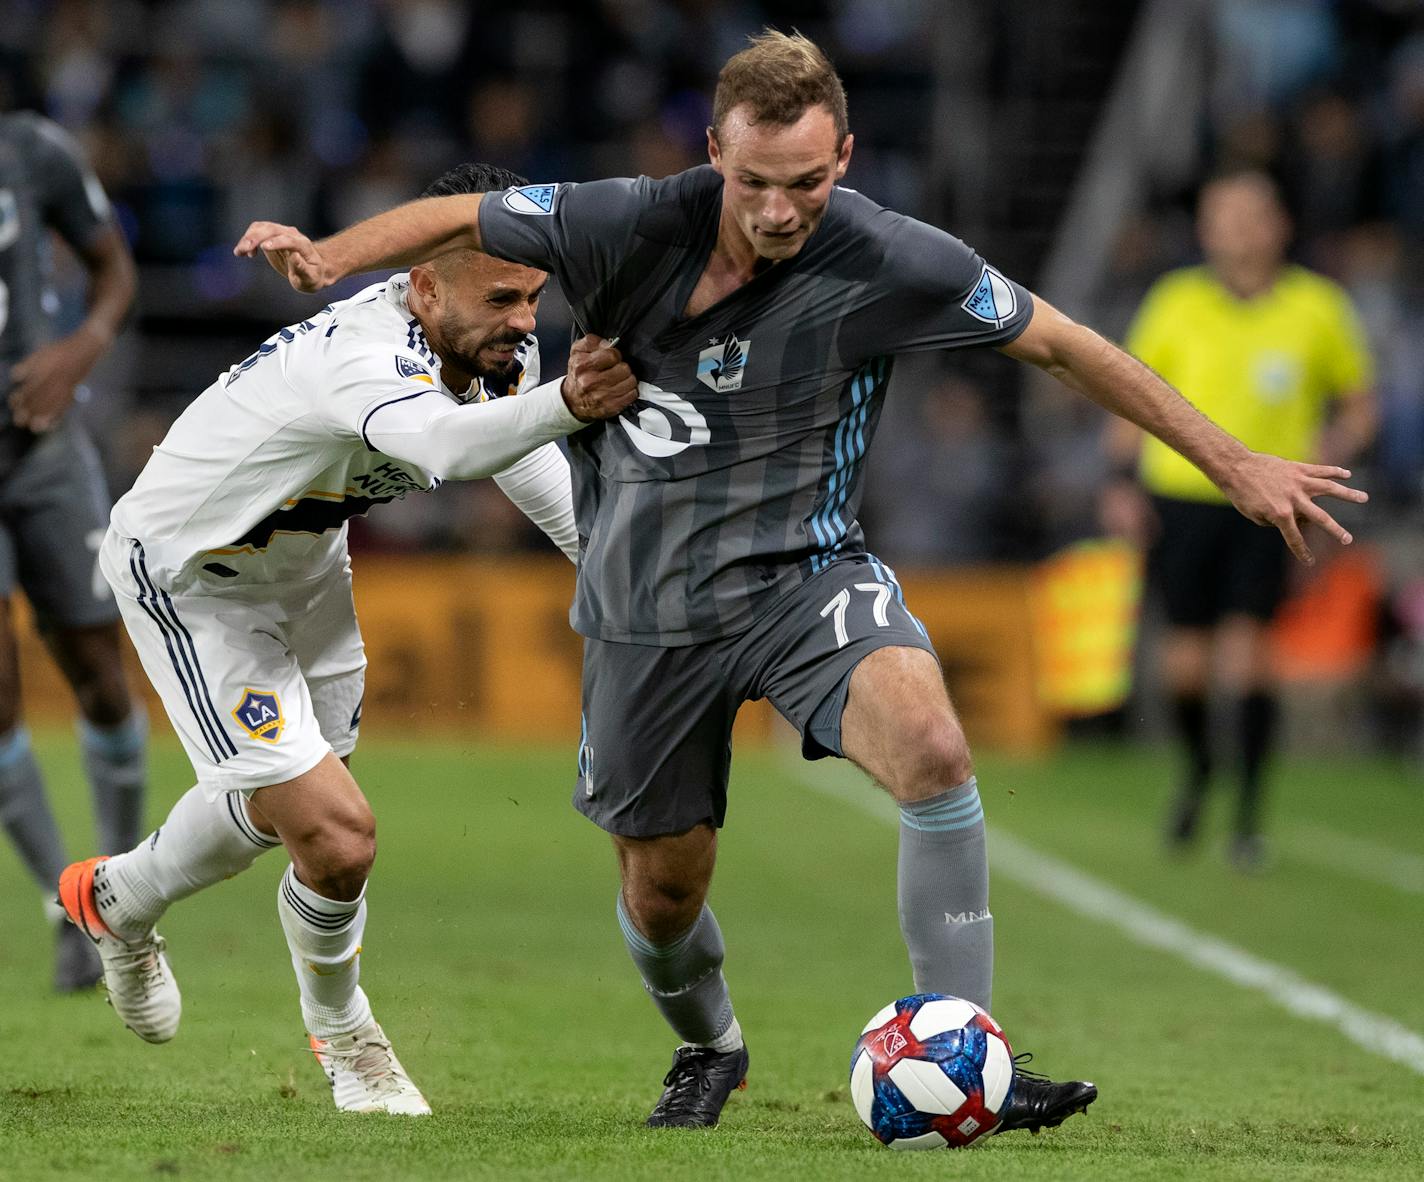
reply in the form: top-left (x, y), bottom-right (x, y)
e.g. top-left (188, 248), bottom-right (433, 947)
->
top-left (238, 31), bottom-right (1367, 1133)
top-left (0, 109), bottom-right (144, 992)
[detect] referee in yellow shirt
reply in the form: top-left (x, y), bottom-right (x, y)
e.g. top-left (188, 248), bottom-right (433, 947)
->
top-left (1104, 169), bottom-right (1376, 872)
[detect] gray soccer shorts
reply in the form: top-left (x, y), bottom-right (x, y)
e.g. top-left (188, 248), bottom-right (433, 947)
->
top-left (0, 420), bottom-right (118, 629)
top-left (573, 554), bottom-right (938, 837)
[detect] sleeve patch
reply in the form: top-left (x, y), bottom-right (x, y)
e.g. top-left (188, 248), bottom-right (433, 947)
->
top-left (502, 184), bottom-right (559, 216)
top-left (961, 265), bottom-right (1017, 327)
top-left (395, 355), bottom-right (434, 384)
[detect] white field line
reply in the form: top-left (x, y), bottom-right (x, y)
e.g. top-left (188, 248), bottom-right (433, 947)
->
top-left (787, 758), bottom-right (1424, 1077)
top-left (1285, 823), bottom-right (1424, 896)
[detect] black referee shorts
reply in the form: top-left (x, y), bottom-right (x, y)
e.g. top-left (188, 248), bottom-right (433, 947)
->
top-left (1147, 494), bottom-right (1289, 628)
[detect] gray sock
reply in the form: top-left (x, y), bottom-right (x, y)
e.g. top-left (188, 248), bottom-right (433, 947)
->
top-left (78, 707), bottom-right (148, 855)
top-left (0, 727), bottom-right (67, 891)
top-left (616, 895), bottom-right (741, 1049)
top-left (897, 776), bottom-right (994, 1010)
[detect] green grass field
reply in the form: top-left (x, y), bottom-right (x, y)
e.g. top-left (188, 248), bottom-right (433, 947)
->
top-left (3, 729), bottom-right (1422, 1180)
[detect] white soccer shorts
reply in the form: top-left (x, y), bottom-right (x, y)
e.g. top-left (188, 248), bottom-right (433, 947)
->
top-left (101, 529), bottom-right (366, 798)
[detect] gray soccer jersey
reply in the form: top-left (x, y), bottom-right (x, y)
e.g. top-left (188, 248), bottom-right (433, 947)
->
top-left (479, 167), bottom-right (1032, 645)
top-left (0, 112), bottom-right (113, 460)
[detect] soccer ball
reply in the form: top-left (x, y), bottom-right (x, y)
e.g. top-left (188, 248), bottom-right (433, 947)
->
top-left (849, 992), bottom-right (1015, 1150)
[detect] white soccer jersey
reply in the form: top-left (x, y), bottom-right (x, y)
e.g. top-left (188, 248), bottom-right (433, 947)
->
top-left (111, 275), bottom-right (579, 585)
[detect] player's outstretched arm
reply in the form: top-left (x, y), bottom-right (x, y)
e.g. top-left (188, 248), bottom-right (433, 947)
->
top-left (1001, 297), bottom-right (1368, 565)
top-left (233, 195), bottom-right (486, 293)
top-left (364, 335), bottom-right (637, 481)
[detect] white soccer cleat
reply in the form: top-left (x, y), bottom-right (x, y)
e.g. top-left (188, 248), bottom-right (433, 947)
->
top-left (57, 857), bottom-right (182, 1044)
top-left (309, 1021), bottom-right (432, 1115)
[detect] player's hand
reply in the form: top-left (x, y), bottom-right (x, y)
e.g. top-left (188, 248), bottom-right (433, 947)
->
top-left (1219, 452), bottom-right (1368, 565)
top-left (560, 334), bottom-right (638, 422)
top-left (233, 221), bottom-right (332, 293)
top-left (8, 329), bottom-right (105, 432)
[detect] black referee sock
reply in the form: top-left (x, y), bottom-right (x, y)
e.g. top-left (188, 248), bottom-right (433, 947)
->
top-left (1236, 691), bottom-right (1278, 837)
top-left (1171, 692), bottom-right (1211, 794)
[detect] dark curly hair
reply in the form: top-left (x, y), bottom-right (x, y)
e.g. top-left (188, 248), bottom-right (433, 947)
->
top-left (420, 162), bottom-right (530, 199)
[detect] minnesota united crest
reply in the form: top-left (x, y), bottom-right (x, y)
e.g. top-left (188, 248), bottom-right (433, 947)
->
top-left (696, 333), bottom-right (751, 393)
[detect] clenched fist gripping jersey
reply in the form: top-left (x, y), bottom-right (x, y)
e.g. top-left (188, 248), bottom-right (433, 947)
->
top-left (479, 167), bottom-right (1034, 645)
top-left (112, 275), bottom-right (579, 585)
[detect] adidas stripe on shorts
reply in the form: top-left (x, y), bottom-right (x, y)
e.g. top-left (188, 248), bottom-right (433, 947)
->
top-left (100, 527), bottom-right (366, 798)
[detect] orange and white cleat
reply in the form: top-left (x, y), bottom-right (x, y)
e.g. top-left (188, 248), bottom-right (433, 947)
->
top-left (309, 1020), bottom-right (431, 1115)
top-left (57, 857), bottom-right (181, 1044)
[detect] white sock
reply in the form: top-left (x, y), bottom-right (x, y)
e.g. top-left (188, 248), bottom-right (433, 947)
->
top-left (278, 864), bottom-right (373, 1038)
top-left (695, 1016), bottom-right (745, 1055)
top-left (98, 787), bottom-right (280, 940)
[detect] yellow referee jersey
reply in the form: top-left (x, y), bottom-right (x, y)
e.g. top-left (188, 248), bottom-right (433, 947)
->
top-left (1127, 265), bottom-right (1373, 503)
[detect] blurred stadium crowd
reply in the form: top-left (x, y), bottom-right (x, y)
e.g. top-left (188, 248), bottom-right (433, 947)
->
top-left (3, 2), bottom-right (1423, 654)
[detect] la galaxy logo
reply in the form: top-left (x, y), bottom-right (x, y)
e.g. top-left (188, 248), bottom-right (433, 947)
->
top-left (697, 333), bottom-right (751, 393)
top-left (502, 184), bottom-right (558, 216)
top-left (961, 264), bottom-right (1017, 328)
top-left (233, 689), bottom-right (284, 743)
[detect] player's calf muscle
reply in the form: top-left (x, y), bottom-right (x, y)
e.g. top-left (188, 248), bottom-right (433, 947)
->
top-left (251, 762), bottom-right (376, 899)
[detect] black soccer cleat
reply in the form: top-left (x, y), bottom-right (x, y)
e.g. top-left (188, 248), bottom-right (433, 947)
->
top-left (994, 1054), bottom-right (1097, 1135)
top-left (645, 1044), bottom-right (749, 1128)
top-left (1165, 783), bottom-right (1208, 850)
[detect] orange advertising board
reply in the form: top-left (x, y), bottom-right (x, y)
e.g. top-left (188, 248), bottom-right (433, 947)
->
top-left (10, 557), bottom-right (1055, 756)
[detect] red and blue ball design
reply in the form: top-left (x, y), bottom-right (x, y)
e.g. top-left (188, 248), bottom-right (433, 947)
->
top-left (850, 992), bottom-right (1015, 1150)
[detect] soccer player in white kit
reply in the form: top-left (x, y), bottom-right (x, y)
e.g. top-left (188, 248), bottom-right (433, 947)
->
top-left (57, 165), bottom-right (637, 1115)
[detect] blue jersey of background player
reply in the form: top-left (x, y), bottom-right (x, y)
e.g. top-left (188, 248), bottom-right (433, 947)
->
top-left (239, 31), bottom-right (1366, 1135)
top-left (0, 109), bottom-right (143, 993)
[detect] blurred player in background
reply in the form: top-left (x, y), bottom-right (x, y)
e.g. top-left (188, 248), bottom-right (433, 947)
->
top-left (0, 109), bottom-right (144, 993)
top-left (59, 164), bottom-right (637, 1115)
top-left (1104, 170), bottom-right (1376, 873)
top-left (242, 34), bottom-right (1367, 1133)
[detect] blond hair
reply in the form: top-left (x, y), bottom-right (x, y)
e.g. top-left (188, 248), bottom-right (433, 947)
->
top-left (712, 30), bottom-right (848, 144)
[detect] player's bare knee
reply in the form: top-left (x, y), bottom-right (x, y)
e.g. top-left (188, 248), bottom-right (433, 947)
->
top-left (0, 686), bottom-right (20, 734)
top-left (0, 609), bottom-right (19, 731)
top-left (891, 716), bottom-right (974, 801)
top-left (624, 873), bottom-right (706, 943)
top-left (302, 839), bottom-right (374, 901)
top-left (294, 810), bottom-right (376, 901)
top-left (633, 890), bottom-right (703, 944)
